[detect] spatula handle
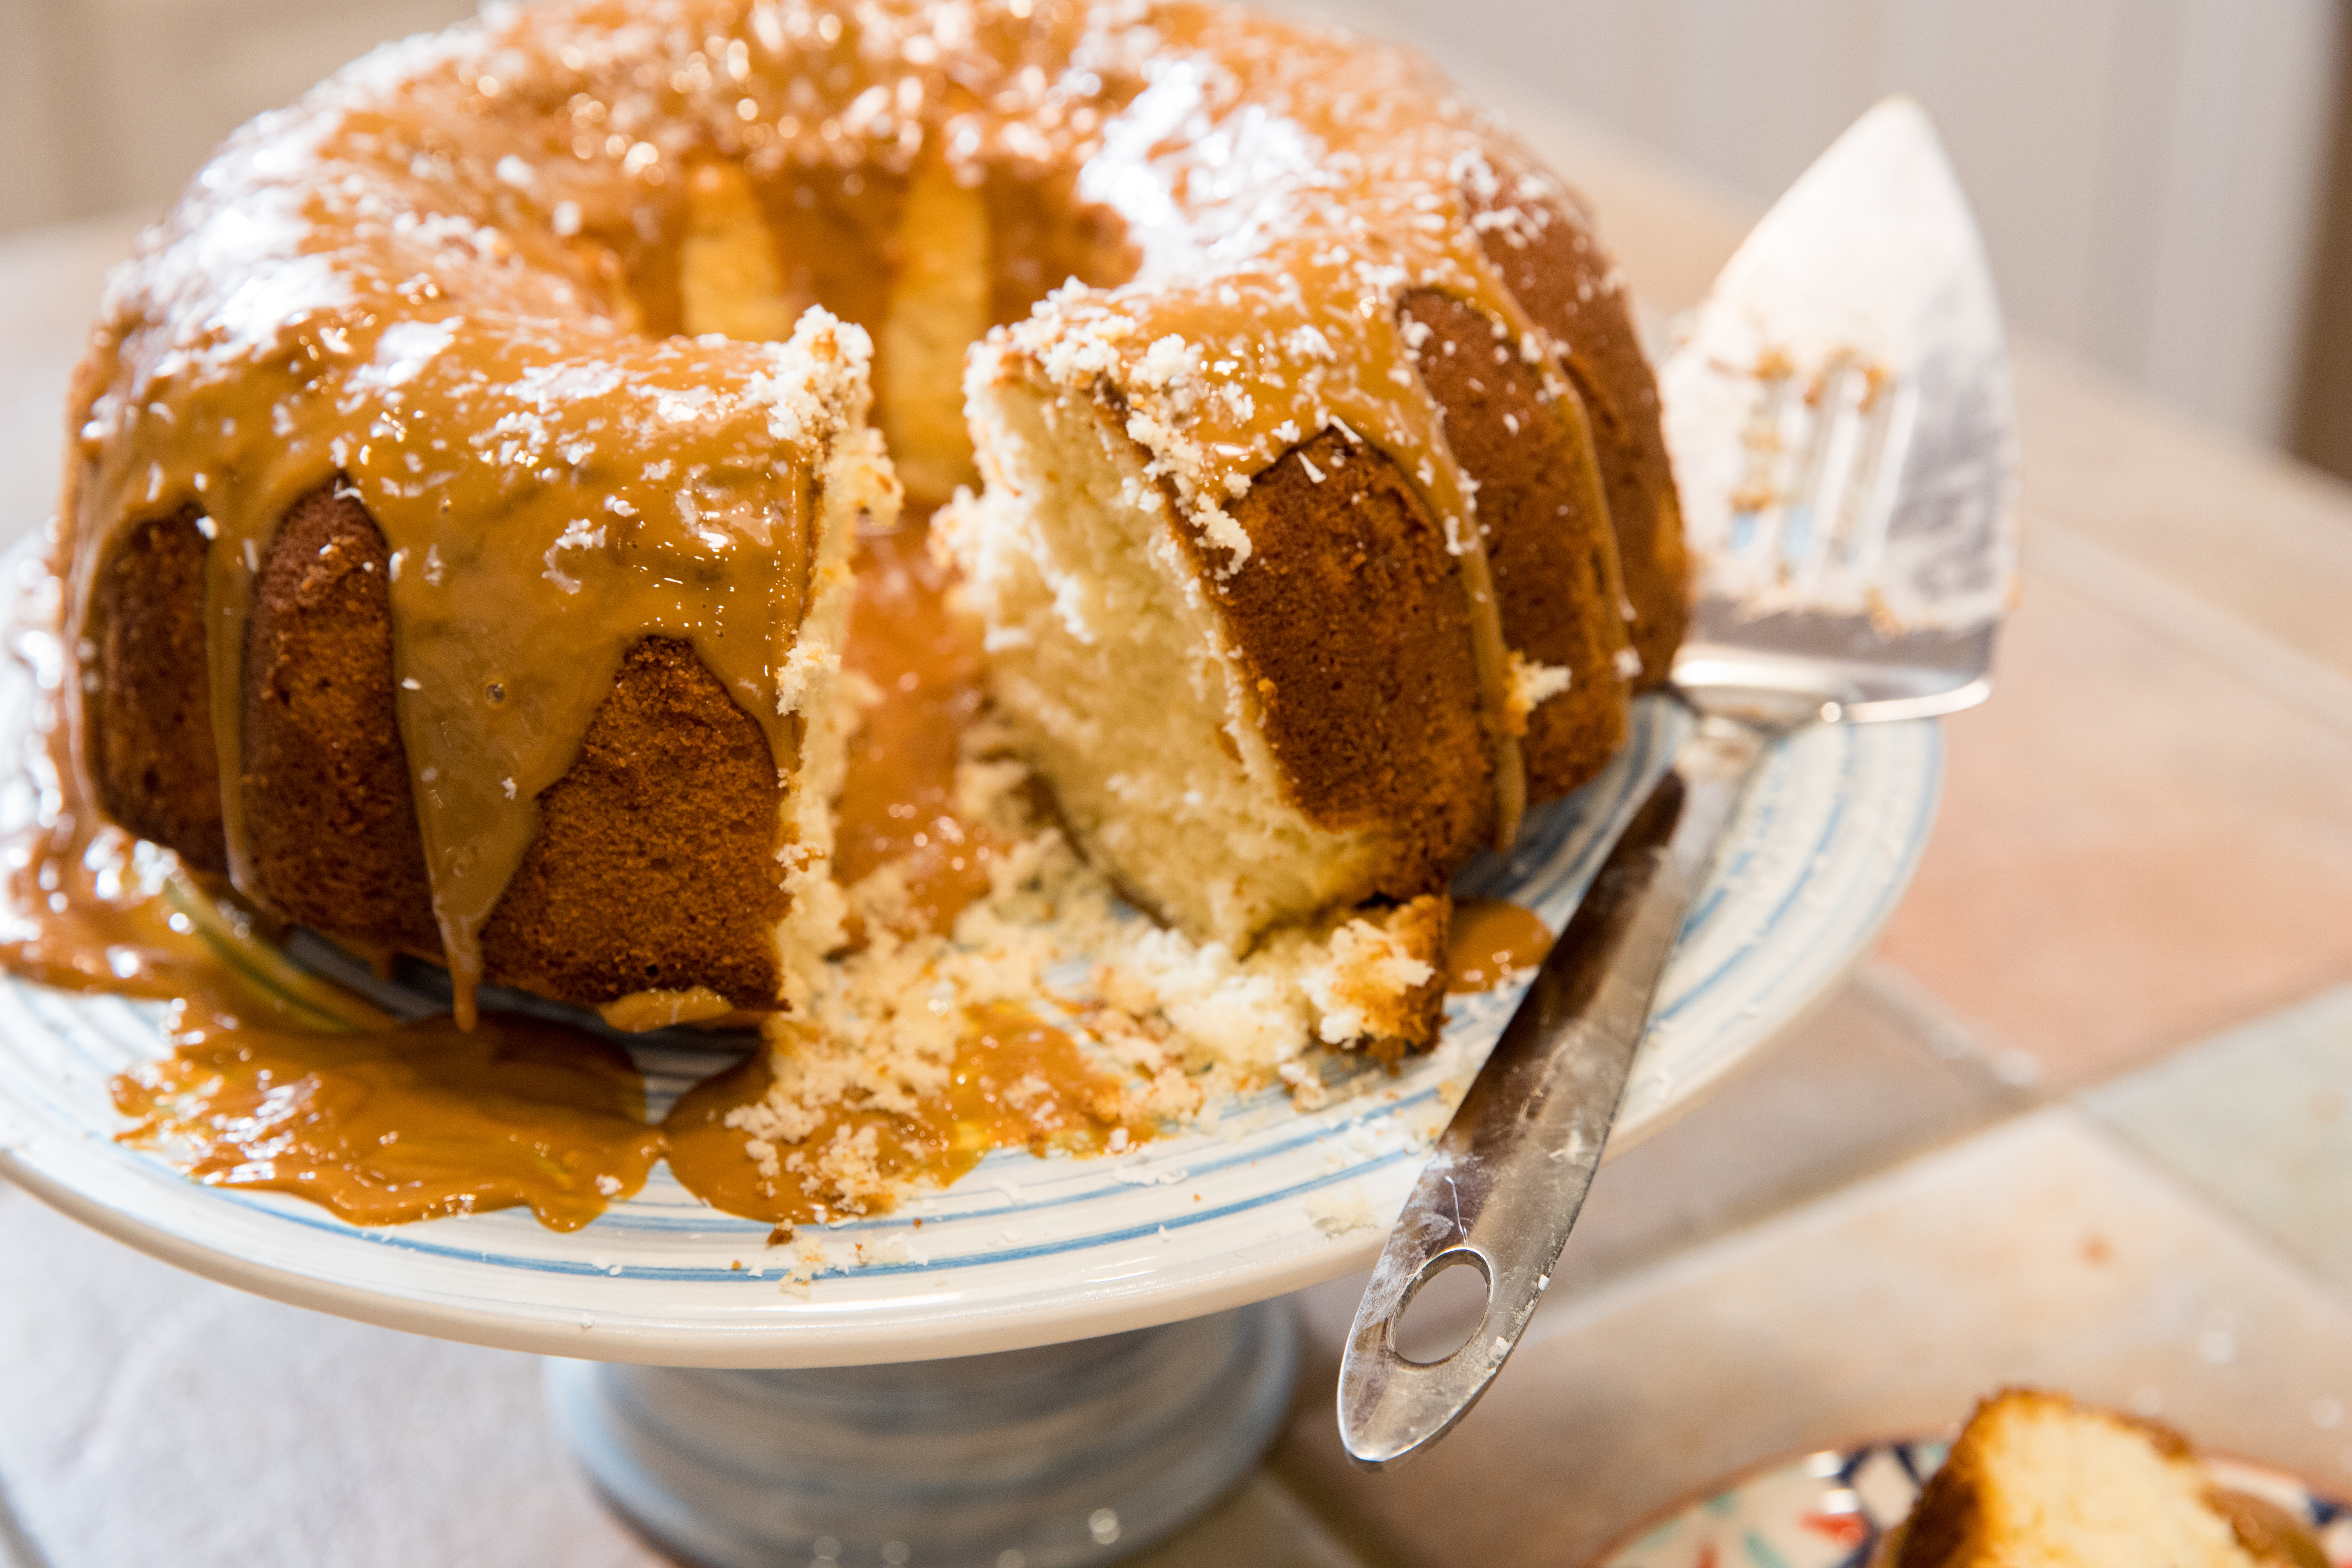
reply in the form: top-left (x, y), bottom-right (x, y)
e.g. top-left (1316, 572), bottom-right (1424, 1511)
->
top-left (1336, 710), bottom-right (1773, 1469)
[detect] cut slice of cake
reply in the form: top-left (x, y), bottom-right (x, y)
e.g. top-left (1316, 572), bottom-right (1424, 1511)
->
top-left (1887, 1389), bottom-right (2327, 1568)
top-left (940, 359), bottom-right (1474, 952)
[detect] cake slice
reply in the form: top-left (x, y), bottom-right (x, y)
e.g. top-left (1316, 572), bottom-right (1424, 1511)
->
top-left (1888, 1389), bottom-right (2326, 1568)
top-left (941, 365), bottom-right (1489, 952)
top-left (942, 276), bottom-right (1645, 956)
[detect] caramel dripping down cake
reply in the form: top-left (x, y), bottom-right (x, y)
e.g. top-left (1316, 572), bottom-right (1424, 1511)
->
top-left (1885, 1390), bottom-right (2329, 1568)
top-left (59, 0), bottom-right (1687, 1066)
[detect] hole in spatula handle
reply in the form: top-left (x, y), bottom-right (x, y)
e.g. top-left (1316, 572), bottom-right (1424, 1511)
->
top-left (1392, 1248), bottom-right (1492, 1365)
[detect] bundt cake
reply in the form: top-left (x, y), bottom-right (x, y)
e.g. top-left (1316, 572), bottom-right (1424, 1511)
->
top-left (57, 0), bottom-right (1686, 1035)
top-left (1886, 1389), bottom-right (2328, 1568)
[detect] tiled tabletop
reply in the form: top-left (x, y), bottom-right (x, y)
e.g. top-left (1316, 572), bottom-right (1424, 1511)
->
top-left (8, 86), bottom-right (2352, 1568)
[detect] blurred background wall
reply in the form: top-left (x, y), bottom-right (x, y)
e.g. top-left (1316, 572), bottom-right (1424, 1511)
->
top-left (1312, 0), bottom-right (2350, 467)
top-left (4, 0), bottom-right (2351, 472)
top-left (0, 0), bottom-right (475, 233)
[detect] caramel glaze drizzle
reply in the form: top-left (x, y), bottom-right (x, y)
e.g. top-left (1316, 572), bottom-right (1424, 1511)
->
top-left (2, 600), bottom-right (666, 1229)
top-left (830, 514), bottom-right (1008, 940)
top-left (60, 0), bottom-right (1599, 1026)
top-left (115, 1013), bottom-right (667, 1232)
top-left (64, 199), bottom-right (858, 1024)
top-left (106, 991), bottom-right (1141, 1233)
top-left (1444, 897), bottom-right (1552, 995)
top-left (8, 521), bottom-right (1138, 1232)
top-left (664, 1004), bottom-right (1150, 1228)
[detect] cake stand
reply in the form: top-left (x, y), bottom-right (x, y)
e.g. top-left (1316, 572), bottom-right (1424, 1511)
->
top-left (0, 613), bottom-right (1943, 1563)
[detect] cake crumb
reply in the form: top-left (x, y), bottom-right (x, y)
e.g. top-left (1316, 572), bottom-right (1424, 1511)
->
top-left (1307, 1185), bottom-right (1377, 1237)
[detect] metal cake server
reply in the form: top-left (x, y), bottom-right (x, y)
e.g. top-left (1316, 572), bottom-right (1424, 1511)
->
top-left (1337, 96), bottom-right (2020, 1469)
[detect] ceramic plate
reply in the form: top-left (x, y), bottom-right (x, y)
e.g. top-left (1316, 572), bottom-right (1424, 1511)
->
top-left (1591, 1438), bottom-right (2352, 1568)
top-left (0, 584), bottom-right (1941, 1366)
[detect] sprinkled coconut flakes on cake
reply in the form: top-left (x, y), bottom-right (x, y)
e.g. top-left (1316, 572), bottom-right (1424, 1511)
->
top-left (743, 309), bottom-right (875, 444)
top-left (540, 519), bottom-right (604, 594)
top-left (1505, 650), bottom-right (1575, 726)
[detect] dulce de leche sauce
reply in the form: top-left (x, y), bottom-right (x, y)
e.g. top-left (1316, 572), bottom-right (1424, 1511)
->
top-left (113, 1014), bottom-right (665, 1232)
top-left (1444, 898), bottom-right (1553, 994)
top-left (665, 1004), bottom-right (1148, 1228)
top-left (3, 725), bottom-right (677, 1230)
top-left (3, 542), bottom-right (1138, 1233)
top-left (830, 518), bottom-right (1008, 940)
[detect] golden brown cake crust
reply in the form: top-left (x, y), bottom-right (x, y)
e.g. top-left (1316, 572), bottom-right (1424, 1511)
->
top-left (239, 486), bottom-right (443, 953)
top-left (238, 488), bottom-right (791, 1005)
top-left (1213, 427), bottom-right (1491, 900)
top-left (1401, 289), bottom-right (1632, 802)
top-left (480, 637), bottom-right (787, 1009)
top-left (1471, 167), bottom-right (1690, 688)
top-left (1893, 1389), bottom-right (2173, 1568)
top-left (2205, 1489), bottom-right (2332, 1568)
top-left (85, 509), bottom-right (227, 875)
top-left (1890, 1457), bottom-right (1978, 1568)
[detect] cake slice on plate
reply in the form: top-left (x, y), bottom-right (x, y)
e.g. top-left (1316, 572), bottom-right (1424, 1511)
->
top-left (1886, 1388), bottom-right (2326, 1568)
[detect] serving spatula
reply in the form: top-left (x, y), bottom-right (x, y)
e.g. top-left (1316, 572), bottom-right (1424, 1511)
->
top-left (1337, 96), bottom-right (2020, 1469)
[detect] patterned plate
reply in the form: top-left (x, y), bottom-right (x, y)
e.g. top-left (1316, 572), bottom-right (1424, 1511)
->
top-left (1591, 1438), bottom-right (2352, 1568)
top-left (0, 586), bottom-right (1940, 1367)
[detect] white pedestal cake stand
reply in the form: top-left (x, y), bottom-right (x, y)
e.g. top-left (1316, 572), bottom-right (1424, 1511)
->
top-left (0, 644), bottom-right (1942, 1564)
